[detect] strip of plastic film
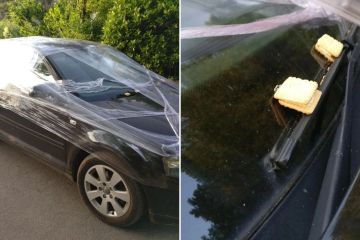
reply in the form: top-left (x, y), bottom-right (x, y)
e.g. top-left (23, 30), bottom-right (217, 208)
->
top-left (181, 0), bottom-right (336, 39)
top-left (0, 37), bottom-right (179, 187)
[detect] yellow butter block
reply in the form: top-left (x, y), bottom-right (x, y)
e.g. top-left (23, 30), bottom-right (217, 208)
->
top-left (279, 90), bottom-right (322, 115)
top-left (274, 77), bottom-right (318, 105)
top-left (315, 34), bottom-right (344, 62)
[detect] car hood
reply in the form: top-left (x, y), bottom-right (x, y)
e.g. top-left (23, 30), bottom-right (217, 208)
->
top-left (90, 96), bottom-right (176, 136)
top-left (19, 81), bottom-right (179, 157)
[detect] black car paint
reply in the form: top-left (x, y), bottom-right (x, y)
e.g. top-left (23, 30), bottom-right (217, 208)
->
top-left (181, 17), bottom-right (346, 240)
top-left (248, 27), bottom-right (360, 239)
top-left (0, 39), bottom-right (178, 223)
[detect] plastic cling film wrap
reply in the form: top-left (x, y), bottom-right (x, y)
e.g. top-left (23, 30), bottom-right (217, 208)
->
top-left (314, 0), bottom-right (360, 26)
top-left (181, 8), bottom-right (326, 39)
top-left (0, 37), bottom-right (179, 186)
top-left (181, 0), bottom-right (338, 39)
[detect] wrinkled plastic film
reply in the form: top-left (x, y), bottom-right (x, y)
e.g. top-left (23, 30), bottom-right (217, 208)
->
top-left (0, 38), bottom-right (179, 185)
top-left (314, 0), bottom-right (360, 27)
top-left (182, 8), bottom-right (327, 39)
top-left (181, 0), bottom-right (339, 39)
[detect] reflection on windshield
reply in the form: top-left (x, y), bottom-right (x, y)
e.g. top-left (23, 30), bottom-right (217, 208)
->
top-left (181, 0), bottom-right (299, 28)
top-left (48, 52), bottom-right (115, 83)
top-left (181, 1), bottom-right (343, 239)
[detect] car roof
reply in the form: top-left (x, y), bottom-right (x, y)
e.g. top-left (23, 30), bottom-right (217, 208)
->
top-left (0, 36), bottom-right (101, 56)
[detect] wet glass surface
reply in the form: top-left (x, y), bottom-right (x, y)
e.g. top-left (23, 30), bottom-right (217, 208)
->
top-left (181, 1), bottom-right (344, 239)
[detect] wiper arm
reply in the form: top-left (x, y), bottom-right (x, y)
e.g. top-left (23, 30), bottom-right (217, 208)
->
top-left (270, 44), bottom-right (350, 169)
top-left (115, 88), bottom-right (138, 98)
top-left (97, 78), bottom-right (138, 97)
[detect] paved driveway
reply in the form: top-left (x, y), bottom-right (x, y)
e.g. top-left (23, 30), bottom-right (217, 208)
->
top-left (0, 143), bottom-right (178, 240)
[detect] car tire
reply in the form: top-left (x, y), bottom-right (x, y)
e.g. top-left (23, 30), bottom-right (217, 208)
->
top-left (77, 155), bottom-right (145, 227)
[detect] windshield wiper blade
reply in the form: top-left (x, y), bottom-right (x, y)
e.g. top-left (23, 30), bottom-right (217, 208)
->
top-left (270, 44), bottom-right (350, 169)
top-left (270, 116), bottom-right (311, 168)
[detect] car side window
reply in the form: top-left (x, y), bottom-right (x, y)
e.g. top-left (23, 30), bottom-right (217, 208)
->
top-left (33, 58), bottom-right (55, 82)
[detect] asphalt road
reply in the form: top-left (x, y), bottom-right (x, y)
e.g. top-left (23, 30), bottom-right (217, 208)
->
top-left (0, 143), bottom-right (178, 240)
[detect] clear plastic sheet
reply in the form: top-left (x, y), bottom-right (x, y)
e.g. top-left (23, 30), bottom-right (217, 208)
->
top-left (315, 0), bottom-right (360, 26)
top-left (181, 8), bottom-right (324, 39)
top-left (181, 0), bottom-right (338, 39)
top-left (0, 37), bottom-right (179, 184)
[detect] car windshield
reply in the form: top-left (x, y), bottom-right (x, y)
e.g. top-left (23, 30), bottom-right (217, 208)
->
top-left (47, 51), bottom-right (117, 83)
top-left (181, 0), bottom-right (347, 239)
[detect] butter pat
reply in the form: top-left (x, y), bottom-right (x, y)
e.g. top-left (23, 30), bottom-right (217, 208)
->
top-left (274, 77), bottom-right (321, 115)
top-left (279, 90), bottom-right (322, 115)
top-left (274, 77), bottom-right (318, 105)
top-left (315, 34), bottom-right (344, 62)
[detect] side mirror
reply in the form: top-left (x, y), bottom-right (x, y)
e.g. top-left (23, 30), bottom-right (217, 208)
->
top-left (28, 83), bottom-right (59, 98)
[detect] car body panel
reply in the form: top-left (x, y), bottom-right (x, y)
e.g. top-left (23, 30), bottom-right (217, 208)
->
top-left (0, 37), bottom-right (179, 222)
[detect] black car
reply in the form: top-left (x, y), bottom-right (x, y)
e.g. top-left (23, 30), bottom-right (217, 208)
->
top-left (0, 37), bottom-right (179, 227)
top-left (182, 0), bottom-right (360, 239)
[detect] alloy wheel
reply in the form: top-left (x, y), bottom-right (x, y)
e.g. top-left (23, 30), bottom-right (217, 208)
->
top-left (84, 164), bottom-right (131, 217)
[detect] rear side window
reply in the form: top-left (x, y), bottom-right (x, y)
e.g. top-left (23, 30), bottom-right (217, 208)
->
top-left (33, 58), bottom-right (55, 82)
top-left (0, 43), bottom-right (54, 87)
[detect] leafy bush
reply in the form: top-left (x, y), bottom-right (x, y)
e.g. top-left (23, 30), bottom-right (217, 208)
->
top-left (0, 20), bottom-right (19, 38)
top-left (4, 0), bottom-right (178, 80)
top-left (7, 0), bottom-right (45, 36)
top-left (86, 0), bottom-right (116, 41)
top-left (102, 0), bottom-right (178, 79)
top-left (0, 1), bottom-right (8, 19)
top-left (43, 0), bottom-right (115, 41)
top-left (43, 0), bottom-right (88, 39)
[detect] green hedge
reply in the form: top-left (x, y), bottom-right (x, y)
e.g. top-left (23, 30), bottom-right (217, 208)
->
top-left (102, 0), bottom-right (179, 79)
top-left (4, 0), bottom-right (178, 80)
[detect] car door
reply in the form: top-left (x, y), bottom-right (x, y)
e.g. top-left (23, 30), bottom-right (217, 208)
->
top-left (0, 49), bottom-right (67, 168)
